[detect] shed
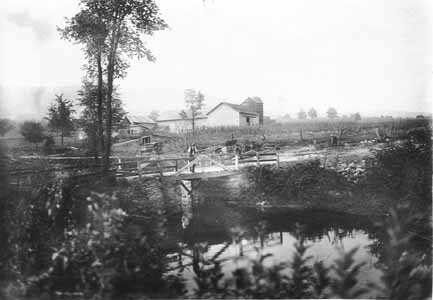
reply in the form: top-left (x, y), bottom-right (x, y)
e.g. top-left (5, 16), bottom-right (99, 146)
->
top-left (206, 102), bottom-right (259, 127)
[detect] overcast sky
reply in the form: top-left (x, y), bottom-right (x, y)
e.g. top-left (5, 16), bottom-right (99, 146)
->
top-left (0, 0), bottom-right (432, 119)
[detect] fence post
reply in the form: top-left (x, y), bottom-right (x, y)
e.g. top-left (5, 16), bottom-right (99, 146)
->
top-left (137, 161), bottom-right (142, 179)
top-left (117, 158), bottom-right (122, 170)
top-left (276, 153), bottom-right (280, 168)
top-left (175, 159), bottom-right (178, 171)
top-left (158, 161), bottom-right (163, 178)
top-left (235, 155), bottom-right (239, 169)
top-left (256, 152), bottom-right (260, 167)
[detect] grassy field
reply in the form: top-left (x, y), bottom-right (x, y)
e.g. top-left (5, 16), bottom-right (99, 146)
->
top-left (171, 117), bottom-right (431, 152)
top-left (2, 117), bottom-right (430, 158)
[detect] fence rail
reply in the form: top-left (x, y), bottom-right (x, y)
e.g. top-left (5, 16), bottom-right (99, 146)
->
top-left (9, 150), bottom-right (281, 184)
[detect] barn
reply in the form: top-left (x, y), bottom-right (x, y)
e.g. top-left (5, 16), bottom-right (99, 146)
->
top-left (206, 102), bottom-right (259, 127)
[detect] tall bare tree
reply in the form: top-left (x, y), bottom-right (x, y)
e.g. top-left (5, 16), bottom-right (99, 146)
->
top-left (180, 89), bottom-right (205, 133)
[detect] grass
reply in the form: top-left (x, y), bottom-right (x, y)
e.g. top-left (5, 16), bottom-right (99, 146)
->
top-left (169, 117), bottom-right (431, 151)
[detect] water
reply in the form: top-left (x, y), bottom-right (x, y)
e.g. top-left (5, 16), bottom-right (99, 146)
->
top-left (160, 181), bottom-right (384, 296)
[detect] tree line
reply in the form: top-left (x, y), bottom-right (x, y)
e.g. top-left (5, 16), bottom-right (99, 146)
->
top-left (294, 107), bottom-right (361, 120)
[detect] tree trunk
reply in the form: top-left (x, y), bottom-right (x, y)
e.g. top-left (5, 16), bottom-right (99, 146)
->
top-left (102, 26), bottom-right (121, 175)
top-left (96, 51), bottom-right (104, 163)
top-left (61, 132), bottom-right (64, 146)
top-left (93, 130), bottom-right (99, 161)
top-left (103, 61), bottom-right (114, 175)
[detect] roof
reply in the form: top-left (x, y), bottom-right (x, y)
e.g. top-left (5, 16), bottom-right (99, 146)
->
top-left (126, 115), bottom-right (156, 124)
top-left (206, 102), bottom-right (258, 116)
top-left (242, 97), bottom-right (263, 104)
top-left (157, 110), bottom-right (207, 122)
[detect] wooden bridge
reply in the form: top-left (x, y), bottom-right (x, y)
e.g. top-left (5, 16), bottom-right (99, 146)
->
top-left (7, 151), bottom-right (281, 188)
top-left (116, 151), bottom-right (281, 181)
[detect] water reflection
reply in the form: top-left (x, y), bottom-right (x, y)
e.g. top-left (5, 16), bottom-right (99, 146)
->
top-left (164, 184), bottom-right (383, 294)
top-left (180, 180), bottom-right (193, 229)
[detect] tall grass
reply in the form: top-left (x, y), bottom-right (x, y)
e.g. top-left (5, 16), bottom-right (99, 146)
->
top-left (174, 118), bottom-right (431, 149)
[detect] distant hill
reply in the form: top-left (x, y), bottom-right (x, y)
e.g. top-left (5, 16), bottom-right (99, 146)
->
top-left (0, 85), bottom-right (80, 120)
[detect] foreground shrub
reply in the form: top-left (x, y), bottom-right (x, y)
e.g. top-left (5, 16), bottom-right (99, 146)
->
top-left (26, 192), bottom-right (180, 298)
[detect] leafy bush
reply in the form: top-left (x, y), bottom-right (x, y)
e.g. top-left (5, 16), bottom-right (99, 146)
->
top-left (362, 130), bottom-right (432, 209)
top-left (243, 160), bottom-right (350, 203)
top-left (25, 192), bottom-right (182, 298)
top-left (20, 121), bottom-right (45, 146)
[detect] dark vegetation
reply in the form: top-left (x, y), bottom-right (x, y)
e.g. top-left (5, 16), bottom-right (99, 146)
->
top-left (19, 121), bottom-right (45, 148)
top-left (46, 94), bottom-right (75, 146)
top-left (242, 125), bottom-right (431, 219)
top-left (0, 0), bottom-right (429, 296)
top-left (0, 119), bottom-right (431, 299)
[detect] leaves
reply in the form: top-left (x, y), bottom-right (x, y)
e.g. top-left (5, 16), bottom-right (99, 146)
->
top-left (329, 246), bottom-right (367, 298)
top-left (46, 94), bottom-right (75, 142)
top-left (311, 261), bottom-right (330, 298)
top-left (290, 237), bottom-right (313, 298)
top-left (20, 121), bottom-right (45, 145)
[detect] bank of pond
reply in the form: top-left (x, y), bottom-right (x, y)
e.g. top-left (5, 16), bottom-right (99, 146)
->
top-left (1, 134), bottom-right (431, 299)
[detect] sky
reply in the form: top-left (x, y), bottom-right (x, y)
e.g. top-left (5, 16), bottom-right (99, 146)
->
top-left (0, 0), bottom-right (432, 119)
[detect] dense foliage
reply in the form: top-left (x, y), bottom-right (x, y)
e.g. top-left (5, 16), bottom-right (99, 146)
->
top-left (363, 126), bottom-right (432, 210)
top-left (1, 123), bottom-right (431, 299)
top-left (19, 121), bottom-right (45, 146)
top-left (0, 119), bottom-right (14, 137)
top-left (60, 0), bottom-right (167, 173)
top-left (46, 94), bottom-right (75, 146)
top-left (78, 81), bottom-right (126, 158)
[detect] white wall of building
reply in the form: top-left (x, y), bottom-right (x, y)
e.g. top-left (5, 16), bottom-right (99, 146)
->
top-left (206, 104), bottom-right (240, 127)
top-left (157, 118), bottom-right (207, 132)
top-left (239, 114), bottom-right (259, 126)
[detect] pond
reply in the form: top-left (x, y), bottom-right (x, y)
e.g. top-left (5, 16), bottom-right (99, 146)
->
top-left (151, 179), bottom-right (385, 298)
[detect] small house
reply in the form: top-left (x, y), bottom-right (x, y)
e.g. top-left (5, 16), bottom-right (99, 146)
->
top-left (121, 115), bottom-right (157, 138)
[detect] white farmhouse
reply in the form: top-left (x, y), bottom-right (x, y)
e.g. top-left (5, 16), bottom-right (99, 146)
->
top-left (206, 102), bottom-right (259, 127)
top-left (122, 97), bottom-right (264, 133)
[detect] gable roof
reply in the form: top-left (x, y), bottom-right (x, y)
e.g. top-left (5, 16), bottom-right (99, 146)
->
top-left (126, 115), bottom-right (156, 124)
top-left (207, 102), bottom-right (258, 116)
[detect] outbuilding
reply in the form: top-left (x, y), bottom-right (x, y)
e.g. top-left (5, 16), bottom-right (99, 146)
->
top-left (121, 115), bottom-right (157, 138)
top-left (206, 102), bottom-right (259, 127)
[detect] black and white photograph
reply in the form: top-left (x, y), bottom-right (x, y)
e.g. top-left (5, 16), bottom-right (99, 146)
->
top-left (0, 0), bottom-right (432, 299)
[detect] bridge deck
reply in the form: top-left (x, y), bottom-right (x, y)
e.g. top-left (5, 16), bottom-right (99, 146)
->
top-left (119, 150), bottom-right (322, 181)
top-left (165, 169), bottom-right (242, 181)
